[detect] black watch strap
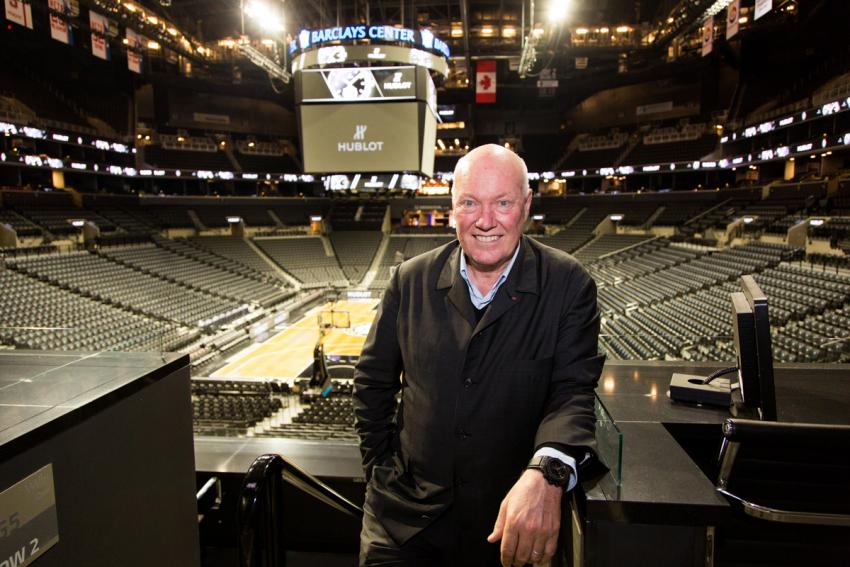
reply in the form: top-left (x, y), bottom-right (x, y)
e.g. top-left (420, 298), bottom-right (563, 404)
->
top-left (527, 455), bottom-right (571, 490)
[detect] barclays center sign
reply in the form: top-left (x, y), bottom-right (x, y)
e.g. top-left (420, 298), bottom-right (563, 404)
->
top-left (290, 25), bottom-right (450, 59)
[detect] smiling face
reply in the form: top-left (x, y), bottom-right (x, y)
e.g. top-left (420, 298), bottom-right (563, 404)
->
top-left (452, 145), bottom-right (531, 277)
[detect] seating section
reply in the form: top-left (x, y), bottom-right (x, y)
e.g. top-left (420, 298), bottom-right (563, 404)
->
top-left (14, 206), bottom-right (117, 236)
top-left (254, 237), bottom-right (347, 286)
top-left (370, 236), bottom-right (454, 289)
top-left (595, 241), bottom-right (850, 363)
top-left (8, 252), bottom-right (247, 327)
top-left (188, 236), bottom-right (279, 276)
top-left (235, 152), bottom-right (299, 173)
top-left (562, 146), bottom-right (624, 169)
top-left (573, 234), bottom-right (654, 264)
top-left (142, 205), bottom-right (196, 229)
top-left (0, 269), bottom-right (192, 351)
top-left (192, 379), bottom-right (357, 441)
top-left (0, 208), bottom-right (42, 237)
top-left (623, 135), bottom-right (718, 166)
top-left (330, 201), bottom-right (386, 230)
top-left (330, 231), bottom-right (382, 284)
top-left (143, 145), bottom-right (233, 170)
top-left (98, 241), bottom-right (287, 305)
top-left (651, 201), bottom-right (709, 226)
top-left (193, 205), bottom-right (276, 229)
top-left (256, 381), bottom-right (358, 442)
top-left (192, 380), bottom-right (285, 436)
top-left (89, 207), bottom-right (158, 234)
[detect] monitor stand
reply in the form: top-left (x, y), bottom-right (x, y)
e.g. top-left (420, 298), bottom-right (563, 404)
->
top-left (729, 386), bottom-right (761, 419)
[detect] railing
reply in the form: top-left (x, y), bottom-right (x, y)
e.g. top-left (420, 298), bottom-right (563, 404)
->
top-left (238, 453), bottom-right (363, 567)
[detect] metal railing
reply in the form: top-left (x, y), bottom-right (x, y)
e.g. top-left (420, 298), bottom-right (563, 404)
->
top-left (238, 454), bottom-right (363, 567)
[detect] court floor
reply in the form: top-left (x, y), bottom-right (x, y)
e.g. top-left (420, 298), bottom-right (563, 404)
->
top-left (212, 299), bottom-right (380, 379)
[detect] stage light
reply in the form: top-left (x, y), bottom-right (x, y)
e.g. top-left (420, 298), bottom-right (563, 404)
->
top-left (244, 1), bottom-right (284, 33)
top-left (547, 0), bottom-right (571, 23)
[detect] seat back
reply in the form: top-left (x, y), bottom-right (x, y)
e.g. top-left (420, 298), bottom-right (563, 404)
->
top-left (713, 418), bottom-right (850, 566)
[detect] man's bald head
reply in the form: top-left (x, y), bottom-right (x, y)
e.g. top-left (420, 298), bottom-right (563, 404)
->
top-left (451, 144), bottom-right (530, 205)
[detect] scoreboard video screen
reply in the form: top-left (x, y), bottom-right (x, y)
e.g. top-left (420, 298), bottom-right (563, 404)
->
top-left (296, 65), bottom-right (437, 177)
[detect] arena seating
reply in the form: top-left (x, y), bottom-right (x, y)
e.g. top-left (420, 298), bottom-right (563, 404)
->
top-left (562, 146), bottom-right (625, 169)
top-left (88, 206), bottom-right (158, 234)
top-left (329, 201), bottom-right (387, 230)
top-left (535, 198), bottom-right (585, 224)
top-left (192, 378), bottom-right (358, 441)
top-left (192, 205), bottom-right (275, 229)
top-left (0, 208), bottom-right (42, 237)
top-left (0, 61), bottom-right (93, 132)
top-left (143, 145), bottom-right (234, 171)
top-left (573, 234), bottom-right (654, 264)
top-left (259, 381), bottom-right (358, 442)
top-left (188, 236), bottom-right (280, 276)
top-left (0, 268), bottom-right (193, 351)
top-left (370, 235), bottom-right (454, 289)
top-left (234, 151), bottom-right (299, 173)
top-left (623, 134), bottom-right (718, 166)
top-left (651, 200), bottom-right (718, 227)
top-left (98, 241), bottom-right (286, 305)
top-left (253, 236), bottom-right (347, 286)
top-left (192, 380), bottom-right (285, 436)
top-left (7, 251), bottom-right (246, 327)
top-left (330, 231), bottom-right (382, 284)
top-left (140, 205), bottom-right (197, 229)
top-left (2, 190), bottom-right (118, 238)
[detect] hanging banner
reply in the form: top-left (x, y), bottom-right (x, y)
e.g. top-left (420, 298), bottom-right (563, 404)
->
top-left (4, 0), bottom-right (32, 29)
top-left (726, 0), bottom-right (740, 39)
top-left (90, 11), bottom-right (110, 60)
top-left (48, 0), bottom-right (72, 44)
top-left (754, 0), bottom-right (773, 20)
top-left (126, 28), bottom-right (143, 73)
top-left (702, 17), bottom-right (714, 56)
top-left (475, 59), bottom-right (496, 104)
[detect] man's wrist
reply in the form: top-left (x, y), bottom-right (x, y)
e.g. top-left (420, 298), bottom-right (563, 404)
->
top-left (530, 447), bottom-right (578, 491)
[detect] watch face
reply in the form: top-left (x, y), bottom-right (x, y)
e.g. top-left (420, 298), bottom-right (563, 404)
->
top-left (545, 458), bottom-right (569, 484)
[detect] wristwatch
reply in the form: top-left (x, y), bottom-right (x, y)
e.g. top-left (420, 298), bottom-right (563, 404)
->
top-left (527, 455), bottom-right (571, 490)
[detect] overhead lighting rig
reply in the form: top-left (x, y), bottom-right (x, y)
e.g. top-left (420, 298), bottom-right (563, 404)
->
top-left (238, 43), bottom-right (291, 83)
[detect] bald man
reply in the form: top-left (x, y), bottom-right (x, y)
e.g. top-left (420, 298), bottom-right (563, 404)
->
top-left (354, 145), bottom-right (604, 566)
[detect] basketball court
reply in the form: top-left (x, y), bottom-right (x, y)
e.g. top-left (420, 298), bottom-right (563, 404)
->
top-left (212, 298), bottom-right (380, 379)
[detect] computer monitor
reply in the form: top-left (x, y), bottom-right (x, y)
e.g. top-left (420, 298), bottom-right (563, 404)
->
top-left (730, 275), bottom-right (777, 421)
top-left (668, 275), bottom-right (777, 420)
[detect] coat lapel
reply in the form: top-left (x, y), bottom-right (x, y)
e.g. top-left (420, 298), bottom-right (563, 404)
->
top-left (437, 245), bottom-right (477, 332)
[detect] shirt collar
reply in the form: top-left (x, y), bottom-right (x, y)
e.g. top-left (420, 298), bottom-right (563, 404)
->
top-left (459, 242), bottom-right (521, 310)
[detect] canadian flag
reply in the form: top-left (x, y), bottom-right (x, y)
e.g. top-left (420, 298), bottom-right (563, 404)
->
top-left (476, 60), bottom-right (496, 104)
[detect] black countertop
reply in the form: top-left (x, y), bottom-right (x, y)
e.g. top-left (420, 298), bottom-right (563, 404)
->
top-left (586, 361), bottom-right (850, 524)
top-left (192, 360), bottom-right (850, 524)
top-left (0, 350), bottom-right (189, 460)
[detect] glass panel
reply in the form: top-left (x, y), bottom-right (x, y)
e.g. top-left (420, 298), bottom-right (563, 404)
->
top-left (594, 394), bottom-right (623, 486)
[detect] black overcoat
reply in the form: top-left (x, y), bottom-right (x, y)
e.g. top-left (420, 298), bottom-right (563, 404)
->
top-left (353, 235), bottom-right (604, 545)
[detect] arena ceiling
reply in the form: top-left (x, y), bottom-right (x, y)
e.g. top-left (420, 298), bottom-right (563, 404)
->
top-left (157, 0), bottom-right (672, 56)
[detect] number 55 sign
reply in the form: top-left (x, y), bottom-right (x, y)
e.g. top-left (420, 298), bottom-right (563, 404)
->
top-left (0, 465), bottom-right (59, 566)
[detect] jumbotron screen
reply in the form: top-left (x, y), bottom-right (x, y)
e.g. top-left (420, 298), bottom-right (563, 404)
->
top-left (299, 101), bottom-right (436, 176)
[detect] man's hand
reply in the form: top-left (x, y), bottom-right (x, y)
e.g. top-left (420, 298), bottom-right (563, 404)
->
top-left (487, 469), bottom-right (562, 566)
